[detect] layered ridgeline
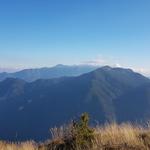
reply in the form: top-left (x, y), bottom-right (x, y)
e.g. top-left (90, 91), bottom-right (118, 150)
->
top-left (0, 64), bottom-right (98, 82)
top-left (0, 66), bottom-right (150, 141)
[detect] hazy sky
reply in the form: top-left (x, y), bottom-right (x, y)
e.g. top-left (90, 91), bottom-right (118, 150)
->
top-left (0, 0), bottom-right (150, 75)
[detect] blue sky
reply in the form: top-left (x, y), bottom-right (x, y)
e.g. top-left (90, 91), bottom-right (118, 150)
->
top-left (0, 0), bottom-right (150, 75)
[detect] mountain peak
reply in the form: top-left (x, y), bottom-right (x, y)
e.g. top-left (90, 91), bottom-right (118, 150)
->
top-left (55, 64), bottom-right (66, 68)
top-left (101, 65), bottom-right (112, 70)
top-left (96, 66), bottom-right (134, 74)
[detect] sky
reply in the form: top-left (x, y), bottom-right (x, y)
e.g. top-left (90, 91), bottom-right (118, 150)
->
top-left (0, 0), bottom-right (150, 75)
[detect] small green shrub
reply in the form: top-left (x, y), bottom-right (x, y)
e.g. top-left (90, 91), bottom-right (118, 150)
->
top-left (71, 113), bottom-right (94, 149)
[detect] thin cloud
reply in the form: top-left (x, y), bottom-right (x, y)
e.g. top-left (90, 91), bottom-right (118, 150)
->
top-left (81, 55), bottom-right (121, 67)
top-left (81, 55), bottom-right (150, 76)
top-left (133, 68), bottom-right (150, 77)
top-left (0, 67), bottom-right (20, 73)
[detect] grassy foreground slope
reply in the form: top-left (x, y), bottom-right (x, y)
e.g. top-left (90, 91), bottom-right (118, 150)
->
top-left (1, 114), bottom-right (150, 150)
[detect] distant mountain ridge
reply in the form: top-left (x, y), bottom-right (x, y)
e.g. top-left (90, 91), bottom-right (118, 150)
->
top-left (0, 64), bottom-right (99, 82)
top-left (0, 66), bottom-right (150, 141)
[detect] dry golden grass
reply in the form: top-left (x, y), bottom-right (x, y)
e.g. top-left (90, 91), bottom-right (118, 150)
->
top-left (42, 122), bottom-right (150, 150)
top-left (1, 122), bottom-right (150, 150)
top-left (93, 123), bottom-right (150, 150)
top-left (0, 141), bottom-right (37, 150)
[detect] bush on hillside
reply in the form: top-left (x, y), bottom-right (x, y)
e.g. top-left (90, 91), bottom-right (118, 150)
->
top-left (71, 112), bottom-right (94, 149)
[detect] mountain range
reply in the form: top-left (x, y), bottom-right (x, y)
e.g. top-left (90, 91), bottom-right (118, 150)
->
top-left (0, 64), bottom-right (98, 82)
top-left (0, 66), bottom-right (150, 141)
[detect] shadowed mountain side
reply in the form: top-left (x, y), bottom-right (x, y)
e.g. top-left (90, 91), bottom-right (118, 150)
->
top-left (0, 66), bottom-right (149, 141)
top-left (115, 84), bottom-right (150, 122)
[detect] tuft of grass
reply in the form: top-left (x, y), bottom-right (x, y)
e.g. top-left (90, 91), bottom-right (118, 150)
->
top-left (0, 141), bottom-right (37, 150)
top-left (93, 123), bottom-right (148, 150)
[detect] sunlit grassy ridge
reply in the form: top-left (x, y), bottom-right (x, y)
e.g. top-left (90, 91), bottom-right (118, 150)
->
top-left (1, 114), bottom-right (150, 150)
